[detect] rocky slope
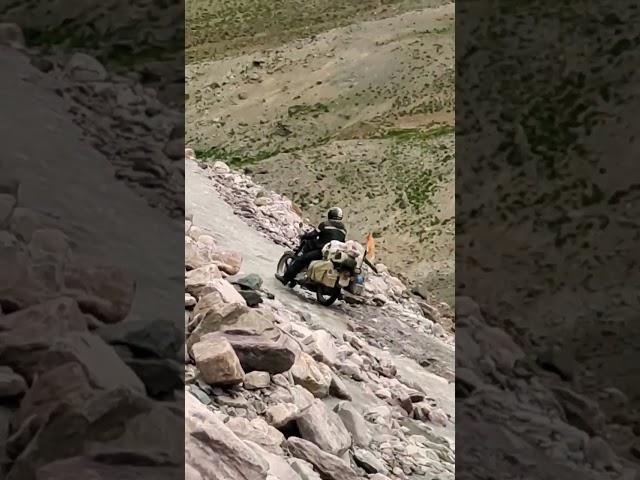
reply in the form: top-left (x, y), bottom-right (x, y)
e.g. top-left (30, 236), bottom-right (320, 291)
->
top-left (0, 29), bottom-right (183, 479)
top-left (184, 151), bottom-right (455, 480)
top-left (187, 1), bottom-right (455, 305)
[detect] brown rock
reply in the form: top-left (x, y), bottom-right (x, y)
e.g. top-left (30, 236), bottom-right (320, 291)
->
top-left (192, 336), bottom-right (244, 386)
top-left (63, 266), bottom-right (135, 324)
top-left (202, 332), bottom-right (296, 374)
top-left (0, 298), bottom-right (89, 380)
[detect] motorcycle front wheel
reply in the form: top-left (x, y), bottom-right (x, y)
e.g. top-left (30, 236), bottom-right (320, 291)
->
top-left (277, 251), bottom-right (295, 277)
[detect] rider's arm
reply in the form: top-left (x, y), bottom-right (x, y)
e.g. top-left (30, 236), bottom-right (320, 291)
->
top-left (300, 228), bottom-right (319, 240)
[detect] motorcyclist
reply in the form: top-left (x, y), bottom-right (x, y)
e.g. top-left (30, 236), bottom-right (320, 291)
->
top-left (276, 207), bottom-right (347, 286)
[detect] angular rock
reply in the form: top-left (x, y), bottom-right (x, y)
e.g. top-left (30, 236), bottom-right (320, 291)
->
top-left (97, 317), bottom-right (181, 359)
top-left (353, 448), bottom-right (387, 474)
top-left (125, 357), bottom-right (184, 398)
top-left (13, 362), bottom-right (94, 431)
top-left (244, 371), bottom-right (271, 390)
top-left (232, 274), bottom-right (263, 290)
top-left (329, 371), bottom-right (351, 400)
top-left (8, 387), bottom-right (153, 480)
top-left (185, 237), bottom-right (208, 270)
top-left (63, 266), bottom-right (135, 324)
top-left (291, 353), bottom-right (332, 398)
top-left (333, 401), bottom-right (371, 447)
top-left (226, 417), bottom-right (285, 455)
top-left (552, 386), bottom-right (605, 435)
top-left (202, 332), bottom-right (296, 374)
top-left (238, 289), bottom-right (263, 307)
top-left (266, 403), bottom-right (300, 429)
top-left (246, 440), bottom-right (301, 480)
top-left (0, 298), bottom-right (89, 380)
top-left (184, 265), bottom-right (223, 298)
top-left (188, 302), bottom-right (275, 352)
top-left (296, 399), bottom-right (351, 456)
top-left (192, 336), bottom-right (244, 386)
top-left (41, 332), bottom-right (146, 393)
top-left (303, 330), bottom-right (338, 366)
top-left (286, 437), bottom-right (359, 480)
top-left (186, 392), bottom-right (268, 480)
top-left (211, 250), bottom-right (242, 275)
top-left (288, 459), bottom-right (322, 480)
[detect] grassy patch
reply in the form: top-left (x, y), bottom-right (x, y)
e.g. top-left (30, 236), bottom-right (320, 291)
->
top-left (195, 147), bottom-right (277, 168)
top-left (288, 103), bottom-right (330, 118)
top-left (186, 0), bottom-right (442, 62)
top-left (380, 124), bottom-right (454, 141)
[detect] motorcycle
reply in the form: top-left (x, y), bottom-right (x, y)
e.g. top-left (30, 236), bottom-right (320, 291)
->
top-left (276, 238), bottom-right (368, 306)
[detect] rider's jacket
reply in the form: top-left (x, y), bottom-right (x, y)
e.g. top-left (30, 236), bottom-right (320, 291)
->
top-left (301, 220), bottom-right (347, 250)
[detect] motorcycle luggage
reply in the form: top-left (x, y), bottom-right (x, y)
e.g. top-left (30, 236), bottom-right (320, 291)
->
top-left (308, 260), bottom-right (339, 288)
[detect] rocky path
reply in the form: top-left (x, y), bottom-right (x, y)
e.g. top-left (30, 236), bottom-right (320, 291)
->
top-left (185, 157), bottom-right (456, 473)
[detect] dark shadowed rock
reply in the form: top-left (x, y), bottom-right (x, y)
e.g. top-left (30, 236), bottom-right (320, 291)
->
top-left (201, 332), bottom-right (296, 374)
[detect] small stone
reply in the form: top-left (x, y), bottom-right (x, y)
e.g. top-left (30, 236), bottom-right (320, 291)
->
top-left (244, 371), bottom-right (271, 390)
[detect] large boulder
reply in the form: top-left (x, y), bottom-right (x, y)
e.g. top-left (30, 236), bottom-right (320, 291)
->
top-left (13, 362), bottom-right (94, 431)
top-left (290, 353), bottom-right (332, 398)
top-left (0, 298), bottom-right (89, 381)
top-left (214, 332), bottom-right (297, 374)
top-left (7, 388), bottom-right (154, 480)
top-left (302, 330), bottom-right (338, 366)
top-left (187, 303), bottom-right (276, 353)
top-left (97, 317), bottom-right (181, 359)
top-left (192, 336), bottom-right (244, 386)
top-left (245, 441), bottom-right (301, 480)
top-left (225, 416), bottom-right (285, 455)
top-left (185, 265), bottom-right (223, 298)
top-left (296, 400), bottom-right (351, 456)
top-left (185, 392), bottom-right (268, 480)
top-left (333, 401), bottom-right (371, 447)
top-left (38, 332), bottom-right (146, 394)
top-left (286, 437), bottom-right (359, 480)
top-left (62, 265), bottom-right (135, 324)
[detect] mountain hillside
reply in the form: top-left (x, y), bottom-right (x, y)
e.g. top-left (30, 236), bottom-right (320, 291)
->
top-left (187, 0), bottom-right (455, 305)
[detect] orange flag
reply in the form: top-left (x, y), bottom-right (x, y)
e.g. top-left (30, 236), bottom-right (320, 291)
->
top-left (365, 233), bottom-right (375, 261)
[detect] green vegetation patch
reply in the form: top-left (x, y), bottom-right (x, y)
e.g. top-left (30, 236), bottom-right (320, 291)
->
top-left (195, 147), bottom-right (276, 168)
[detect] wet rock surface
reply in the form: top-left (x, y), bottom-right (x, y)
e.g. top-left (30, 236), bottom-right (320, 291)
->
top-left (185, 151), bottom-right (455, 480)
